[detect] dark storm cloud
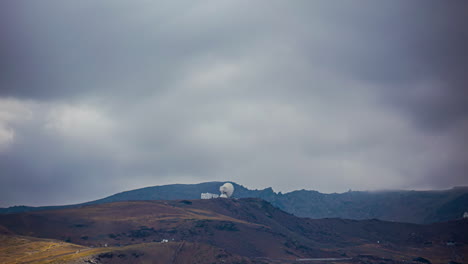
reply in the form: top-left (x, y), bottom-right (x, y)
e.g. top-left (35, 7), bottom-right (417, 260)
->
top-left (1, 1), bottom-right (182, 99)
top-left (0, 1), bottom-right (262, 100)
top-left (379, 1), bottom-right (468, 131)
top-left (0, 0), bottom-right (467, 206)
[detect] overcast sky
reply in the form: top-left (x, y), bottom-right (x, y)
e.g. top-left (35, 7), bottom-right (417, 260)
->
top-left (1, 1), bottom-right (467, 207)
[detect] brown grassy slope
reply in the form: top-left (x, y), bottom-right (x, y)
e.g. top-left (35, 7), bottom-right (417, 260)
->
top-left (174, 198), bottom-right (468, 264)
top-left (177, 198), bottom-right (468, 246)
top-left (0, 234), bottom-right (101, 264)
top-left (0, 199), bottom-right (330, 259)
top-left (72, 242), bottom-right (255, 264)
top-left (0, 234), bottom-right (255, 264)
top-left (0, 198), bottom-right (467, 262)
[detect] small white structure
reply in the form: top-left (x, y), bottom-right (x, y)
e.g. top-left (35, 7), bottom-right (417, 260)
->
top-left (201, 192), bottom-right (219, 199)
top-left (161, 239), bottom-right (169, 243)
top-left (463, 212), bottom-right (468, 218)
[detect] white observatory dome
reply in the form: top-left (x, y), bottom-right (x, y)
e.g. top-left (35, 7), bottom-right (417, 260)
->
top-left (219, 182), bottom-right (234, 198)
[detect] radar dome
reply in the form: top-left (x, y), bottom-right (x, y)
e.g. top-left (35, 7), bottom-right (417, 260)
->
top-left (219, 182), bottom-right (234, 198)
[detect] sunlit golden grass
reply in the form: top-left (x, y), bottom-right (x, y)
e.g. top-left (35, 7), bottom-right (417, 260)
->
top-left (0, 234), bottom-right (134, 264)
top-left (0, 234), bottom-right (85, 264)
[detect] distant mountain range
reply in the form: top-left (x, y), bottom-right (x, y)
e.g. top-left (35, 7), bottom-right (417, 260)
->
top-left (2, 182), bottom-right (467, 224)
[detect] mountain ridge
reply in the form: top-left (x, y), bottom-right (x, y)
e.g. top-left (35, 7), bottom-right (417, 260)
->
top-left (2, 182), bottom-right (467, 224)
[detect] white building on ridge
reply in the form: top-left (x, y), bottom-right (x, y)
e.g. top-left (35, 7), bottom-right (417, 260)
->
top-left (201, 192), bottom-right (219, 199)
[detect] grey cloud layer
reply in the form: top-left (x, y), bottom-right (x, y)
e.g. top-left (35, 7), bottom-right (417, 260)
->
top-left (0, 1), bottom-right (467, 206)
